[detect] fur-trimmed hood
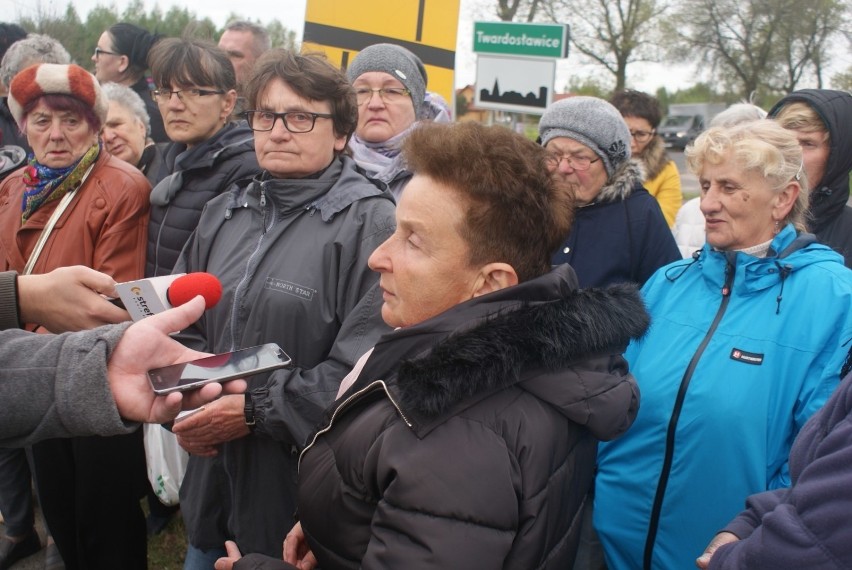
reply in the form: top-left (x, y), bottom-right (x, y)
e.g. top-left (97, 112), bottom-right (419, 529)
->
top-left (595, 159), bottom-right (645, 204)
top-left (640, 135), bottom-right (670, 182)
top-left (370, 265), bottom-right (649, 440)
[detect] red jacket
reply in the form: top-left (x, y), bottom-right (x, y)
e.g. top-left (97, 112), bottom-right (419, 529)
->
top-left (0, 152), bottom-right (150, 325)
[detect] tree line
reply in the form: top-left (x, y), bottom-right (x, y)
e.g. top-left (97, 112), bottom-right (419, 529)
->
top-left (13, 0), bottom-right (297, 72)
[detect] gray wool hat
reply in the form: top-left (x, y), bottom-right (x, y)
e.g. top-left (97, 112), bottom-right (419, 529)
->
top-left (538, 96), bottom-right (632, 178)
top-left (346, 43), bottom-right (427, 118)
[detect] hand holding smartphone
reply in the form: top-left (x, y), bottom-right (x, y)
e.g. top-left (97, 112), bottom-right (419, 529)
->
top-left (148, 343), bottom-right (291, 394)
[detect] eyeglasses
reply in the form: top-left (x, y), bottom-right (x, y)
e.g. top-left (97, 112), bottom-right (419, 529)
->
top-left (242, 110), bottom-right (333, 133)
top-left (93, 47), bottom-right (119, 58)
top-left (151, 89), bottom-right (225, 104)
top-left (548, 153), bottom-right (601, 171)
top-left (629, 129), bottom-right (655, 142)
top-left (354, 87), bottom-right (411, 106)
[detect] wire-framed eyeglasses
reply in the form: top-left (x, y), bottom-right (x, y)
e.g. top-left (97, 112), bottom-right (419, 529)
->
top-left (150, 89), bottom-right (225, 104)
top-left (548, 153), bottom-right (602, 171)
top-left (354, 87), bottom-right (411, 106)
top-left (242, 110), bottom-right (333, 133)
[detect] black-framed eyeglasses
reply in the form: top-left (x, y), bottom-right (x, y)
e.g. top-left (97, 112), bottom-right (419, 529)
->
top-left (630, 129), bottom-right (655, 142)
top-left (548, 153), bottom-right (601, 171)
top-left (353, 87), bottom-right (411, 106)
top-left (151, 89), bottom-right (225, 104)
top-left (242, 110), bottom-right (333, 133)
top-left (93, 46), bottom-right (119, 58)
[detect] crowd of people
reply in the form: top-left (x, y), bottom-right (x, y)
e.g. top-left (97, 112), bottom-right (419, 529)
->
top-left (0, 17), bottom-right (851, 570)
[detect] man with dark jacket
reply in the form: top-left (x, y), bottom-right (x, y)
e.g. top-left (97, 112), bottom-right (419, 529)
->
top-left (770, 89), bottom-right (852, 268)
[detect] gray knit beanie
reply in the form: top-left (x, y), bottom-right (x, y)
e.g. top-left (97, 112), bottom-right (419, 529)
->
top-left (346, 43), bottom-right (427, 118)
top-left (538, 96), bottom-right (631, 178)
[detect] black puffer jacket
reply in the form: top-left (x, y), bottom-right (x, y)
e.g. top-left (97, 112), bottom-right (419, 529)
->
top-left (770, 89), bottom-right (852, 268)
top-left (291, 265), bottom-right (647, 570)
top-left (145, 122), bottom-right (259, 276)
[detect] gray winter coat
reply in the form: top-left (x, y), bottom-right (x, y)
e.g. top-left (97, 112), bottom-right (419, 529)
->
top-left (174, 155), bottom-right (396, 555)
top-left (0, 322), bottom-right (135, 447)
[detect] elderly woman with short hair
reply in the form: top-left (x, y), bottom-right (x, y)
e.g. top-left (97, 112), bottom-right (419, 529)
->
top-left (216, 121), bottom-right (648, 570)
top-left (101, 82), bottom-right (164, 180)
top-left (0, 62), bottom-right (151, 569)
top-left (169, 49), bottom-right (397, 569)
top-left (594, 119), bottom-right (852, 570)
top-left (540, 96), bottom-right (680, 287)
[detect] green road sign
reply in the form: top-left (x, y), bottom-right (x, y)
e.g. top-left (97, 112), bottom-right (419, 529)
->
top-left (473, 22), bottom-right (569, 59)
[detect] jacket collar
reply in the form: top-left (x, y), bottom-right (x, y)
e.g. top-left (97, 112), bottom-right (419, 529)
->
top-left (353, 265), bottom-right (648, 438)
top-left (641, 136), bottom-right (670, 181)
top-left (225, 155), bottom-right (389, 220)
top-left (595, 159), bottom-right (644, 204)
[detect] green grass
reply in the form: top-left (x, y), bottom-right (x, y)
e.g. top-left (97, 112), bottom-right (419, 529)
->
top-left (143, 501), bottom-right (187, 569)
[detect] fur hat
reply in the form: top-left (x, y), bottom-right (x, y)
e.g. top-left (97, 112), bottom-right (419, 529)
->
top-left (346, 43), bottom-right (427, 118)
top-left (538, 96), bottom-right (631, 178)
top-left (8, 63), bottom-right (108, 128)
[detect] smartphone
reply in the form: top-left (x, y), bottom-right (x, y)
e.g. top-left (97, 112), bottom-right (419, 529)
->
top-left (148, 343), bottom-right (291, 394)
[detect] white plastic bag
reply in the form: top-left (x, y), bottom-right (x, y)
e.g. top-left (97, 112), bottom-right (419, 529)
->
top-left (143, 423), bottom-right (188, 506)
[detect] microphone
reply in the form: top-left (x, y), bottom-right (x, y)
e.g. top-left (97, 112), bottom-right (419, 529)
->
top-left (115, 273), bottom-right (223, 321)
top-left (167, 272), bottom-right (223, 309)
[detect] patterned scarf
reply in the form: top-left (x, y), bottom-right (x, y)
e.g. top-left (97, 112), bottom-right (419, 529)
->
top-left (21, 142), bottom-right (100, 223)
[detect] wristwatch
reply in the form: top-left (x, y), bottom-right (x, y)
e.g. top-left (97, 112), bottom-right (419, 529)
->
top-left (244, 392), bottom-right (257, 432)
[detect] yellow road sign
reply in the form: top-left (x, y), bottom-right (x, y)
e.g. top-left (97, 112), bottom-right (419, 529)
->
top-left (303, 0), bottom-right (460, 105)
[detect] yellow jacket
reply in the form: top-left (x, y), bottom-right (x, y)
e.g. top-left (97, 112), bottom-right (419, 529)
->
top-left (643, 159), bottom-right (681, 227)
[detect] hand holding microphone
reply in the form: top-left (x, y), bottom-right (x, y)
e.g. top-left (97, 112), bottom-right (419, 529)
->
top-left (115, 273), bottom-right (223, 321)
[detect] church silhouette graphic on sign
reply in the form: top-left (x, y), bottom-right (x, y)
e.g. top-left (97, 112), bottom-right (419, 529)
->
top-left (479, 78), bottom-right (548, 109)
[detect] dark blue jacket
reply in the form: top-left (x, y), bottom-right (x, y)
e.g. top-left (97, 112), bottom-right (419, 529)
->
top-left (710, 366), bottom-right (852, 569)
top-left (551, 160), bottom-right (680, 287)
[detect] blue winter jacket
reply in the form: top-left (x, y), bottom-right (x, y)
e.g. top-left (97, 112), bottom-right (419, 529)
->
top-left (594, 225), bottom-right (852, 570)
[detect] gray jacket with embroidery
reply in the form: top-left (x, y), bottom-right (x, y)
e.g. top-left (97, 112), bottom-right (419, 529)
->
top-left (173, 155), bottom-right (396, 556)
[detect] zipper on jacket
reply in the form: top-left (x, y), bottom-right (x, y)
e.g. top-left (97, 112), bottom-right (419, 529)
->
top-left (298, 379), bottom-right (413, 471)
top-left (642, 258), bottom-right (735, 570)
top-left (227, 189), bottom-right (276, 349)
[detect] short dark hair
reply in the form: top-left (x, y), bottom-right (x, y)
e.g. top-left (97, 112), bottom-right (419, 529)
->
top-left (609, 89), bottom-right (663, 128)
top-left (243, 49), bottom-right (357, 144)
top-left (403, 122), bottom-right (574, 282)
top-left (149, 37), bottom-right (236, 92)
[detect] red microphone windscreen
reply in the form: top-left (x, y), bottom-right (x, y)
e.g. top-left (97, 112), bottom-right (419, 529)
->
top-left (167, 272), bottom-right (223, 309)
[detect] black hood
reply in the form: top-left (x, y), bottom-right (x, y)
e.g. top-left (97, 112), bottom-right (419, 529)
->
top-left (769, 89), bottom-right (852, 234)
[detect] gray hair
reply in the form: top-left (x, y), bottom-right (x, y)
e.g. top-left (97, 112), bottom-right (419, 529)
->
top-left (101, 82), bottom-right (151, 136)
top-left (223, 20), bottom-right (270, 54)
top-left (0, 33), bottom-right (70, 89)
top-left (709, 103), bottom-right (768, 128)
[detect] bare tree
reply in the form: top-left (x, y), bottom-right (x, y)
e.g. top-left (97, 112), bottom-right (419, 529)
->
top-left (539, 0), bottom-right (668, 91)
top-left (496, 0), bottom-right (542, 22)
top-left (670, 0), bottom-right (848, 97)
